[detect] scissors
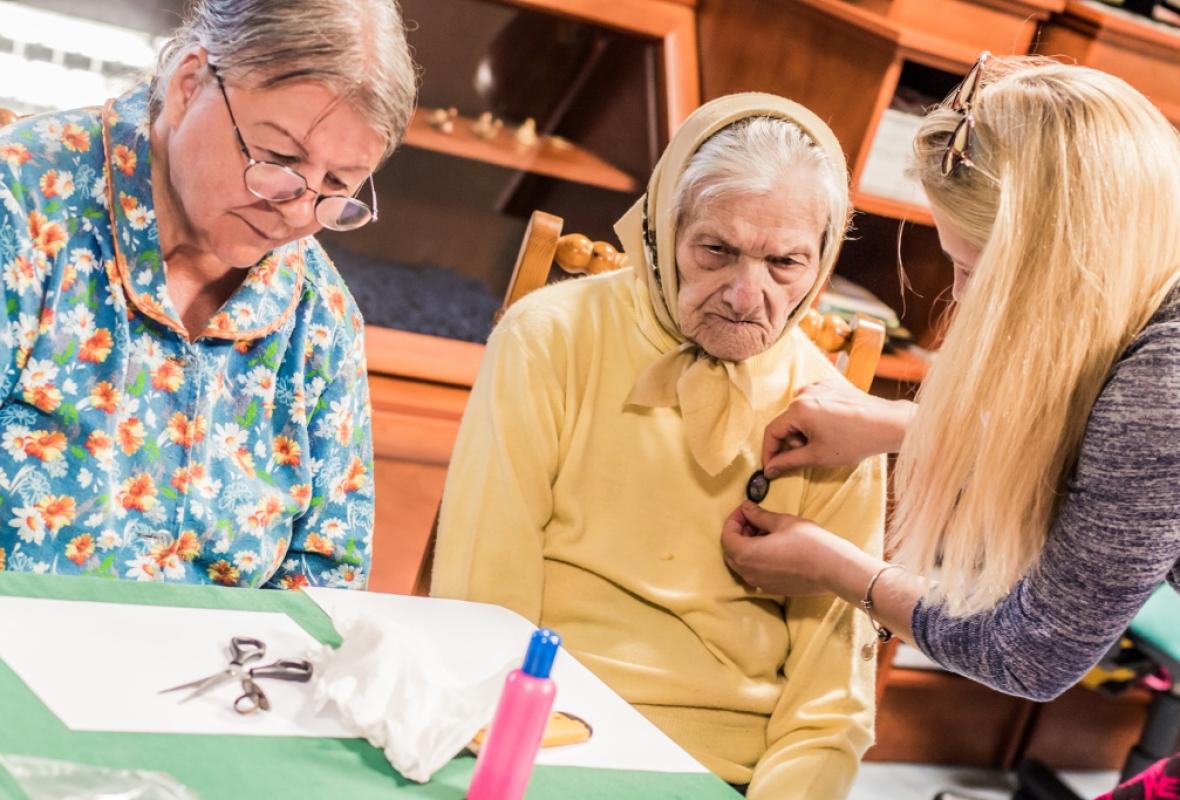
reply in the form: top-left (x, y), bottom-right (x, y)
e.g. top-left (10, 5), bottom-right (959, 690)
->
top-left (159, 636), bottom-right (313, 713)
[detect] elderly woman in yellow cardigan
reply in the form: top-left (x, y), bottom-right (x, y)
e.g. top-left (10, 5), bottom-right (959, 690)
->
top-left (432, 94), bottom-right (885, 800)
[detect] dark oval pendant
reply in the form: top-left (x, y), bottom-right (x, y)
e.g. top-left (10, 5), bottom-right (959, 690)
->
top-left (746, 470), bottom-right (770, 504)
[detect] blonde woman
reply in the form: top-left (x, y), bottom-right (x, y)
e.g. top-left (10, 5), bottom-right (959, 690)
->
top-left (721, 54), bottom-right (1180, 773)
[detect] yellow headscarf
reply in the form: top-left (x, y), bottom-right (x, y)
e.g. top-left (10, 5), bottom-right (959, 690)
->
top-left (616, 93), bottom-right (849, 476)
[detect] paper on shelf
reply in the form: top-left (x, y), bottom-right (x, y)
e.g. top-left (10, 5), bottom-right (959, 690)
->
top-left (858, 108), bottom-right (930, 209)
top-left (0, 595), bottom-right (354, 738)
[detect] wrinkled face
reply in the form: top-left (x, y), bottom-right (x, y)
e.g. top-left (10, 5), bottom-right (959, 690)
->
top-left (931, 205), bottom-right (983, 302)
top-left (675, 183), bottom-right (827, 362)
top-left (158, 51), bottom-right (386, 268)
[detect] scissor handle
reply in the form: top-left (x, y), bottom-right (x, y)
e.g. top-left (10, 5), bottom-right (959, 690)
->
top-left (228, 636), bottom-right (266, 666)
top-left (234, 677), bottom-right (271, 715)
top-left (249, 659), bottom-right (314, 683)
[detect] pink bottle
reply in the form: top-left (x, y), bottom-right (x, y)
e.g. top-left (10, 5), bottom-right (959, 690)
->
top-left (467, 628), bottom-right (561, 800)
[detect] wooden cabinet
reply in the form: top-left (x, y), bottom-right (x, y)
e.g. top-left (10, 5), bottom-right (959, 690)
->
top-left (1036, 0), bottom-right (1180, 125)
top-left (358, 0), bottom-right (700, 593)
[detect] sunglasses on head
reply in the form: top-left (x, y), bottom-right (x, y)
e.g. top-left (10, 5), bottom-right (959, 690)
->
top-left (941, 51), bottom-right (990, 178)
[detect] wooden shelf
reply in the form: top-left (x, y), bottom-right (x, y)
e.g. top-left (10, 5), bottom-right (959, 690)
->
top-left (365, 326), bottom-right (483, 388)
top-left (876, 347), bottom-right (930, 383)
top-left (402, 109), bottom-right (639, 193)
top-left (1037, 1), bottom-right (1180, 126)
top-left (852, 189), bottom-right (935, 226)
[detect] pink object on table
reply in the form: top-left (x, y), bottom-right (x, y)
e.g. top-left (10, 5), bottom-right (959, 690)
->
top-left (467, 629), bottom-right (561, 800)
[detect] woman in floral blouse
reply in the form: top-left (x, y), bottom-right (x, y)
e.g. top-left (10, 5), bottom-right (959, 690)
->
top-left (0, 0), bottom-right (416, 588)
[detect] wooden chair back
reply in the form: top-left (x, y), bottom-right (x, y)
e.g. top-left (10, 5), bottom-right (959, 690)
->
top-left (411, 210), bottom-right (887, 595)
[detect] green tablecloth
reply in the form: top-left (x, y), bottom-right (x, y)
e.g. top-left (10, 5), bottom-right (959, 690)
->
top-left (0, 573), bottom-right (738, 799)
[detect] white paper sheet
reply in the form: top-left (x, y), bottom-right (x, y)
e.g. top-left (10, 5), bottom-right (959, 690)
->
top-left (0, 595), bottom-right (354, 738)
top-left (304, 587), bottom-right (708, 775)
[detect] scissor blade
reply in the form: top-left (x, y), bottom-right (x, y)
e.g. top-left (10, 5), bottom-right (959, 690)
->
top-left (162, 670), bottom-right (235, 703)
top-left (157, 676), bottom-right (210, 695)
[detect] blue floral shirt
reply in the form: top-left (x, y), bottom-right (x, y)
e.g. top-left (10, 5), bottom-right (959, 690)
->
top-left (0, 85), bottom-right (374, 589)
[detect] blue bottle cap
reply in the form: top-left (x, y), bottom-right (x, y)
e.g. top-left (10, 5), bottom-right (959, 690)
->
top-left (521, 628), bottom-right (561, 678)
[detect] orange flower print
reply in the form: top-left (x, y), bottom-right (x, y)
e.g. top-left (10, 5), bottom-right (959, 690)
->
top-left (151, 530), bottom-right (202, 578)
top-left (240, 494), bottom-right (284, 535)
top-left (118, 473), bottom-right (157, 512)
top-left (65, 533), bottom-right (95, 565)
top-left (325, 286), bottom-right (347, 321)
top-left (273, 436), bottom-right (301, 467)
top-left (208, 312), bottom-right (234, 334)
top-left (85, 430), bottom-right (113, 457)
top-left (60, 122), bottom-right (90, 152)
top-left (4, 255), bottom-right (40, 293)
top-left (0, 143), bottom-right (31, 166)
top-left (89, 382), bottom-right (120, 413)
top-left (36, 495), bottom-right (77, 533)
top-left (171, 465), bottom-right (193, 494)
top-left (166, 412), bottom-right (206, 448)
top-left (207, 559), bottom-right (241, 586)
top-left (28, 211), bottom-right (66, 259)
top-left (112, 144), bottom-right (137, 176)
top-left (38, 308), bottom-right (54, 334)
top-left (334, 456), bottom-right (367, 497)
top-left (117, 417), bottom-right (146, 455)
top-left (232, 448), bottom-right (256, 478)
top-left (39, 170), bottom-right (63, 198)
top-left (61, 263), bottom-right (78, 292)
top-left (118, 192), bottom-right (139, 215)
top-left (280, 573), bottom-right (309, 590)
top-left (80, 328), bottom-right (114, 363)
top-left (304, 533), bottom-right (335, 557)
top-left (174, 530), bottom-right (202, 561)
top-left (24, 383), bottom-right (62, 413)
top-left (151, 360), bottom-right (184, 393)
top-left (246, 257), bottom-right (278, 287)
top-left (233, 340), bottom-right (251, 354)
top-left (0, 546), bottom-right (6, 571)
top-left (289, 483), bottom-right (312, 507)
top-left (23, 430), bottom-right (67, 462)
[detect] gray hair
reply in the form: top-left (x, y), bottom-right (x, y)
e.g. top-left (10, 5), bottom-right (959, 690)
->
top-left (149, 0), bottom-right (417, 160)
top-left (671, 116), bottom-right (847, 259)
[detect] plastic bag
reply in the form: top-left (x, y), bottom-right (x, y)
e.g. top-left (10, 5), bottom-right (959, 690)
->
top-left (0, 754), bottom-right (198, 800)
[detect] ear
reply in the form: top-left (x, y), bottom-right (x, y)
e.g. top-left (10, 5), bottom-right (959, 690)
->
top-left (162, 46), bottom-right (210, 129)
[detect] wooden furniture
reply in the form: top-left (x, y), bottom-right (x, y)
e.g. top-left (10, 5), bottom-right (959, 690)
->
top-left (1036, 0), bottom-right (1180, 125)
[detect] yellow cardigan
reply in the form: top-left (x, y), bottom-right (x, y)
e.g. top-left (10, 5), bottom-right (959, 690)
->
top-left (433, 269), bottom-right (885, 799)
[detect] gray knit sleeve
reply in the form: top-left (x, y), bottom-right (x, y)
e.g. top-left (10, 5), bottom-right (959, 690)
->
top-left (910, 298), bottom-right (1180, 701)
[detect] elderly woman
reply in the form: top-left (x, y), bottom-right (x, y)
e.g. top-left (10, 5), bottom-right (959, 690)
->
top-left (432, 94), bottom-right (885, 799)
top-left (0, 0), bottom-right (415, 588)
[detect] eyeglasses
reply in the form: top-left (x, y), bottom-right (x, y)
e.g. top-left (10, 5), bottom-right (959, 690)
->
top-left (941, 51), bottom-right (990, 178)
top-left (212, 68), bottom-right (378, 231)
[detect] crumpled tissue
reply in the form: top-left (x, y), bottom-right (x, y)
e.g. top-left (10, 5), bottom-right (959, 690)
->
top-left (306, 610), bottom-right (513, 783)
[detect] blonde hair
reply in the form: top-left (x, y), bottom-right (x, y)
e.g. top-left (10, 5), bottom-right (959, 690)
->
top-left (670, 116), bottom-right (848, 261)
top-left (149, 0), bottom-right (417, 160)
top-left (893, 56), bottom-right (1180, 616)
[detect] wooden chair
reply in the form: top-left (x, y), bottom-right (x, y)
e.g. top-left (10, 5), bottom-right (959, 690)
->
top-left (410, 210), bottom-right (887, 596)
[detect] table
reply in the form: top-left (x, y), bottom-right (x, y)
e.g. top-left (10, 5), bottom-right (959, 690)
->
top-left (0, 573), bottom-right (739, 799)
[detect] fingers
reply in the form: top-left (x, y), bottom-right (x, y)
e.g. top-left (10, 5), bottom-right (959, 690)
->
top-left (763, 444), bottom-right (820, 479)
top-left (761, 409), bottom-right (807, 467)
top-left (735, 500), bottom-right (795, 534)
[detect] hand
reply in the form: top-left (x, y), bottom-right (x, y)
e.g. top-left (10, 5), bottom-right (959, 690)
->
top-left (720, 501), bottom-right (863, 597)
top-left (761, 379), bottom-right (915, 477)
